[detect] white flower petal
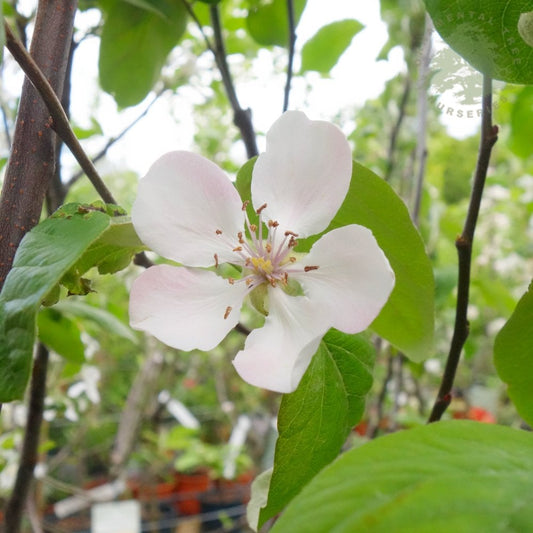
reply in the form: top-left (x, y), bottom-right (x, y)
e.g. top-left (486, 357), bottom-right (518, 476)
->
top-left (132, 151), bottom-right (244, 267)
top-left (129, 265), bottom-right (248, 351)
top-left (233, 288), bottom-right (327, 393)
top-left (293, 224), bottom-right (395, 333)
top-left (251, 111), bottom-right (352, 237)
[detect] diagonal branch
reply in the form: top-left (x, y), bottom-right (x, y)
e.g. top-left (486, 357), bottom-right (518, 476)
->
top-left (209, 5), bottom-right (258, 158)
top-left (180, 0), bottom-right (258, 158)
top-left (428, 75), bottom-right (498, 423)
top-left (4, 22), bottom-right (116, 205)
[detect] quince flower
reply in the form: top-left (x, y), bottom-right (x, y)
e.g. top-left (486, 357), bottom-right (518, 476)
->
top-left (129, 111), bottom-right (394, 393)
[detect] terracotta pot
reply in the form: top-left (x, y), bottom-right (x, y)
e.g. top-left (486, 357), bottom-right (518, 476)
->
top-left (175, 471), bottom-right (212, 515)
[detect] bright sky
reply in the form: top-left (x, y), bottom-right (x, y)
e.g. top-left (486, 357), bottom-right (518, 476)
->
top-left (8, 2), bottom-right (478, 181)
top-left (65, 2), bottom-right (404, 177)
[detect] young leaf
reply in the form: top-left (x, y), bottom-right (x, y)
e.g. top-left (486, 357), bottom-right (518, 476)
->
top-left (425, 0), bottom-right (533, 85)
top-left (0, 205), bottom-right (142, 402)
top-left (52, 299), bottom-right (138, 344)
top-left (272, 421), bottom-right (533, 532)
top-left (37, 308), bottom-right (85, 364)
top-left (99, 0), bottom-right (187, 107)
top-left (247, 0), bottom-right (307, 47)
top-left (494, 281), bottom-right (533, 427)
top-left (258, 329), bottom-right (374, 527)
top-left (301, 20), bottom-right (364, 74)
top-left (509, 87), bottom-right (533, 159)
top-left (0, 210), bottom-right (109, 402)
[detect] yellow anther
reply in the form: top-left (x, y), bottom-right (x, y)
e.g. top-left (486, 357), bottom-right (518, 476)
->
top-left (224, 306), bottom-right (232, 319)
top-left (265, 243), bottom-right (272, 253)
top-left (251, 257), bottom-right (274, 275)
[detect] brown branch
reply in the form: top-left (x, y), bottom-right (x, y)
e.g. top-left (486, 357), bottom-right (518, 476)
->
top-left (428, 76), bottom-right (498, 423)
top-left (5, 343), bottom-right (49, 532)
top-left (180, 1), bottom-right (258, 157)
top-left (4, 21), bottom-right (117, 207)
top-left (209, 5), bottom-right (258, 158)
top-left (0, 2), bottom-right (77, 289)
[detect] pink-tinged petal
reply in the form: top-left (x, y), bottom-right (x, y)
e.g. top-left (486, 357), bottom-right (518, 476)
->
top-left (251, 111), bottom-right (352, 237)
top-left (132, 151), bottom-right (244, 267)
top-left (293, 224), bottom-right (395, 333)
top-left (233, 288), bottom-right (327, 393)
top-left (129, 265), bottom-right (248, 351)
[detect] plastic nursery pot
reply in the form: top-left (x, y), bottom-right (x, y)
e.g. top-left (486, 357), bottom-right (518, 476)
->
top-left (174, 470), bottom-right (212, 515)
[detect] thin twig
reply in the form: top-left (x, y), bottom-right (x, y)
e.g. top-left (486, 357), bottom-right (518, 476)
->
top-left (209, 5), bottom-right (258, 158)
top-left (283, 0), bottom-right (296, 112)
top-left (66, 87), bottom-right (168, 189)
top-left (180, 0), bottom-right (217, 56)
top-left (180, 1), bottom-right (258, 157)
top-left (5, 343), bottom-right (49, 532)
top-left (4, 22), bottom-right (116, 204)
top-left (367, 350), bottom-right (395, 438)
top-left (428, 76), bottom-right (498, 423)
top-left (384, 75), bottom-right (411, 182)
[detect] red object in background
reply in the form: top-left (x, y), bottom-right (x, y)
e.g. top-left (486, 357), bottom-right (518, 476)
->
top-left (466, 406), bottom-right (497, 423)
top-left (174, 471), bottom-right (212, 515)
top-left (453, 406), bottom-right (496, 424)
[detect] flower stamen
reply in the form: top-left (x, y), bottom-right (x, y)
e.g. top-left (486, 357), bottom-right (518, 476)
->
top-left (224, 306), bottom-right (232, 319)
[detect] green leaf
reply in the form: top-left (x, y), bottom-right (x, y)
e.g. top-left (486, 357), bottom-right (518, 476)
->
top-left (0, 210), bottom-right (110, 402)
top-left (0, 204), bottom-right (142, 402)
top-left (247, 0), bottom-right (307, 47)
top-left (272, 421), bottom-right (533, 532)
top-left (122, 0), bottom-right (166, 17)
top-left (509, 87), bottom-right (533, 159)
top-left (298, 162), bottom-right (434, 362)
top-left (258, 330), bottom-right (374, 527)
top-left (58, 206), bottom-right (145, 295)
top-left (37, 308), bottom-right (85, 363)
top-left (425, 0), bottom-right (533, 85)
top-left (99, 0), bottom-right (187, 107)
top-left (494, 281), bottom-right (533, 427)
top-left (301, 20), bottom-right (364, 74)
top-left (52, 299), bottom-right (138, 344)
top-left (72, 118), bottom-right (103, 141)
